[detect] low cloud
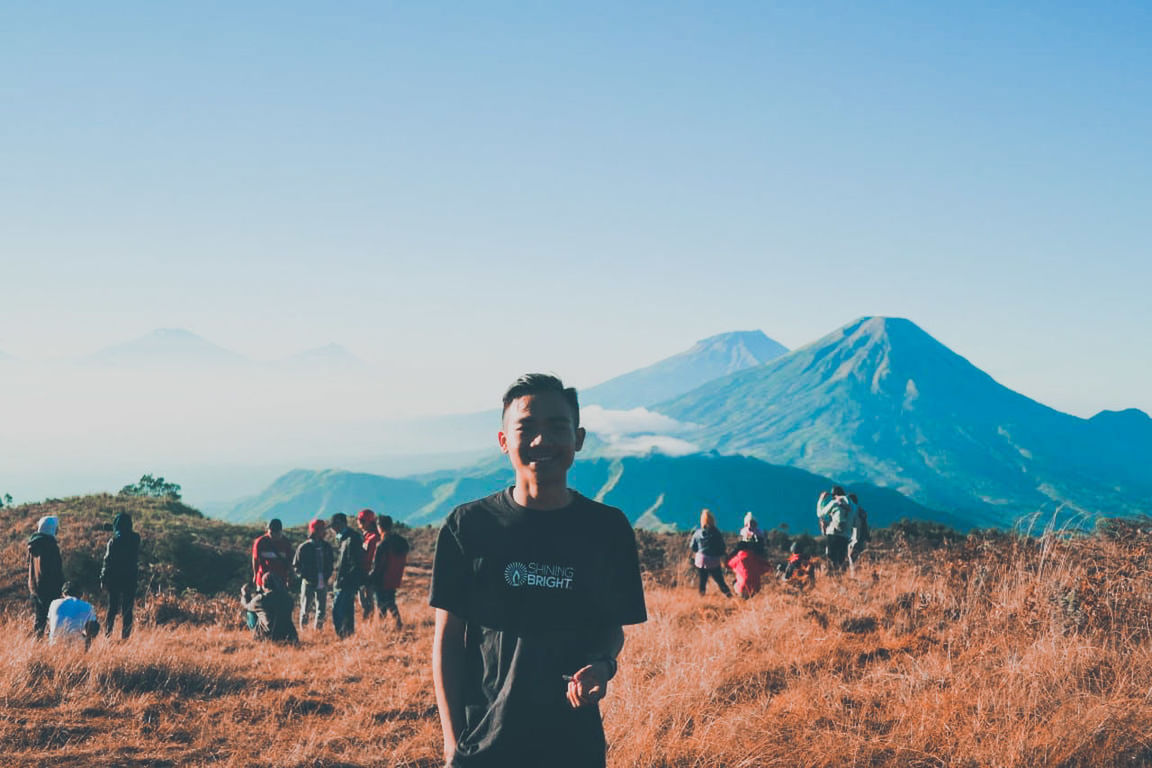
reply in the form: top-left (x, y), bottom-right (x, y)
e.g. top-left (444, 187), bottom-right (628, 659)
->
top-left (598, 434), bottom-right (701, 457)
top-left (581, 405), bottom-right (701, 457)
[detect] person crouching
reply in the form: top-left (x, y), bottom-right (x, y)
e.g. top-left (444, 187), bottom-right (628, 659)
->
top-left (48, 582), bottom-right (100, 650)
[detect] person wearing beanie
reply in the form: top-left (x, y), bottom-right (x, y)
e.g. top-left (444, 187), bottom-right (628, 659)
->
top-left (100, 511), bottom-right (141, 639)
top-left (48, 581), bottom-right (100, 649)
top-left (252, 518), bottom-right (293, 591)
top-left (356, 509), bottom-right (380, 621)
top-left (292, 519), bottom-right (335, 630)
top-left (739, 512), bottom-right (767, 557)
top-left (28, 516), bottom-right (64, 639)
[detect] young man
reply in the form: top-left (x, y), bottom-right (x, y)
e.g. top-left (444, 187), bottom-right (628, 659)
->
top-left (252, 518), bottom-right (293, 589)
top-left (330, 512), bottom-right (363, 638)
top-left (100, 511), bottom-right (140, 639)
top-left (239, 573), bottom-right (299, 644)
top-left (817, 486), bottom-right (858, 573)
top-left (48, 581), bottom-right (100, 649)
top-left (356, 508), bottom-right (380, 620)
top-left (430, 374), bottom-right (648, 768)
top-left (293, 518), bottom-right (335, 630)
top-left (369, 514), bottom-right (409, 629)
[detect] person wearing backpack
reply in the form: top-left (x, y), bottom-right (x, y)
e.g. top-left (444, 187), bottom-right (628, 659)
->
top-left (368, 514), bottom-right (409, 629)
top-left (817, 487), bottom-right (858, 573)
top-left (689, 509), bottom-right (732, 597)
top-left (330, 512), bottom-right (364, 638)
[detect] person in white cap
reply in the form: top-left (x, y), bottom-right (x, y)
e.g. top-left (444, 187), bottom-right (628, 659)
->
top-left (28, 516), bottom-right (63, 639)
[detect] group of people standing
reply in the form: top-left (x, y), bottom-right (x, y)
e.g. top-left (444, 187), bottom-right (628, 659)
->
top-left (689, 486), bottom-right (871, 598)
top-left (241, 508), bottom-right (410, 644)
top-left (26, 511), bottom-right (140, 647)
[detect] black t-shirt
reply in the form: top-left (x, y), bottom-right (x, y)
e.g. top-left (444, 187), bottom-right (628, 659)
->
top-left (429, 488), bottom-right (648, 768)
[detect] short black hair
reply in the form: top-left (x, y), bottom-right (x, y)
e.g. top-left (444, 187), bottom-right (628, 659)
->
top-left (379, 515), bottom-right (394, 532)
top-left (63, 581), bottom-right (81, 597)
top-left (268, 518), bottom-right (283, 532)
top-left (330, 512), bottom-right (347, 525)
top-left (501, 373), bottom-right (580, 427)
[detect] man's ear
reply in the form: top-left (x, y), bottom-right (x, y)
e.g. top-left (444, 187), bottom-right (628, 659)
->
top-left (498, 430), bottom-right (510, 455)
top-left (574, 427), bottom-right (586, 452)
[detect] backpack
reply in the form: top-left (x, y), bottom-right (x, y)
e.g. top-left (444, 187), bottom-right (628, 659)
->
top-left (855, 508), bottom-right (871, 544)
top-left (827, 496), bottom-right (857, 537)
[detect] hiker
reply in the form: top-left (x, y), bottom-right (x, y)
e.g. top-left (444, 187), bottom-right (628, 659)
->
top-left (239, 573), bottom-right (299, 644)
top-left (28, 515), bottom-right (64, 639)
top-left (368, 514), bottom-right (409, 629)
top-left (330, 512), bottom-right (364, 638)
top-left (356, 508), bottom-right (380, 620)
top-left (293, 518), bottom-right (334, 630)
top-left (48, 582), bottom-right (100, 649)
top-left (816, 486), bottom-right (858, 573)
top-left (689, 509), bottom-right (732, 597)
top-left (430, 374), bottom-right (647, 768)
top-left (252, 518), bottom-right (293, 590)
top-left (848, 494), bottom-right (871, 565)
top-left (739, 512), bottom-right (767, 556)
top-left (779, 541), bottom-right (818, 589)
top-left (100, 511), bottom-right (140, 639)
top-left (727, 540), bottom-right (771, 598)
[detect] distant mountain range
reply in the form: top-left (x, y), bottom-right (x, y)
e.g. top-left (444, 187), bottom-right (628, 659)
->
top-left (223, 453), bottom-right (952, 534)
top-left (583, 330), bottom-right (788, 409)
top-left (656, 317), bottom-right (1152, 527)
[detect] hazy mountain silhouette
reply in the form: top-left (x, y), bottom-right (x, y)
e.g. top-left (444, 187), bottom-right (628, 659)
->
top-left (225, 452), bottom-right (949, 533)
top-left (657, 317), bottom-right (1152, 525)
top-left (583, 330), bottom-right (788, 409)
top-left (86, 329), bottom-right (250, 368)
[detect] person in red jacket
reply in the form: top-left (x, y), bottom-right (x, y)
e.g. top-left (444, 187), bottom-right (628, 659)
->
top-left (727, 540), bottom-right (771, 598)
top-left (357, 509), bottom-right (380, 620)
top-left (252, 519), bottom-right (293, 590)
top-left (369, 514), bottom-right (409, 629)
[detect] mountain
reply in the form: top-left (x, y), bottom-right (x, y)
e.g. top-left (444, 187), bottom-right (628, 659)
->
top-left (657, 317), bottom-right (1152, 526)
top-left (275, 343), bottom-right (367, 372)
top-left (225, 468), bottom-right (433, 526)
top-left (225, 452), bottom-right (951, 534)
top-left (86, 329), bottom-right (249, 368)
top-left (582, 330), bottom-right (788, 409)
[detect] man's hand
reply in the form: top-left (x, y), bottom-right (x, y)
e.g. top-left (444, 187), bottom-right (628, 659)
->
top-left (566, 662), bottom-right (610, 709)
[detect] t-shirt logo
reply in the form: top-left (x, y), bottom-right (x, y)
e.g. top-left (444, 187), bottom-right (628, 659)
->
top-left (503, 561), bottom-right (575, 590)
top-left (504, 562), bottom-right (527, 587)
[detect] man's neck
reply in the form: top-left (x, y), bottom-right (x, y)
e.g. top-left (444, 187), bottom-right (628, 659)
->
top-left (512, 479), bottom-right (572, 511)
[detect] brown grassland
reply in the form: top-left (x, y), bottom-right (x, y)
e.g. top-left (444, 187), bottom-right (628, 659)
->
top-left (2, 496), bottom-right (1152, 767)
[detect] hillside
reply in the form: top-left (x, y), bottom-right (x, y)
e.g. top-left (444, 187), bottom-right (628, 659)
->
top-left (583, 330), bottom-right (788, 409)
top-left (658, 317), bottom-right (1152, 526)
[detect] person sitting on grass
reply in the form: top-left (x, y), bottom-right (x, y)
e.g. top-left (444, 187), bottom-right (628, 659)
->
top-left (727, 540), bottom-right (771, 598)
top-left (240, 573), bottom-right (299, 644)
top-left (48, 581), bottom-right (100, 650)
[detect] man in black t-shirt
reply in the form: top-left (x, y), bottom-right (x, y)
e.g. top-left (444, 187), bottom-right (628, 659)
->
top-left (430, 374), bottom-right (648, 768)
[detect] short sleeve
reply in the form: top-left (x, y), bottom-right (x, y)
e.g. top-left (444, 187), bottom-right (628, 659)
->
top-left (608, 513), bottom-right (647, 626)
top-left (428, 514), bottom-right (470, 618)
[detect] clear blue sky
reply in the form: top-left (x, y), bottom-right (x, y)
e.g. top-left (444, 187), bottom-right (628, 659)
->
top-left (3, 0), bottom-right (1150, 417)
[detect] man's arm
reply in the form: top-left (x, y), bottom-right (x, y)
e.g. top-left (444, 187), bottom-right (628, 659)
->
top-left (567, 624), bottom-right (625, 709)
top-left (432, 607), bottom-right (467, 764)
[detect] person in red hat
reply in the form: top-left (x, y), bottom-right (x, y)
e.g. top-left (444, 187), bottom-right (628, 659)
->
top-left (356, 509), bottom-right (380, 621)
top-left (292, 519), bottom-right (334, 630)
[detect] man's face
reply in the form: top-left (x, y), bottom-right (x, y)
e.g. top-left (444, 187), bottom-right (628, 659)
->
top-left (498, 392), bottom-right (585, 484)
top-left (331, 519), bottom-right (346, 534)
top-left (269, 528), bottom-right (283, 541)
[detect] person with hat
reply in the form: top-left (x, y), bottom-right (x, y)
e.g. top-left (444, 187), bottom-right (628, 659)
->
top-left (100, 511), bottom-right (141, 639)
top-left (292, 519), bottom-right (335, 631)
top-left (330, 512), bottom-right (364, 638)
top-left (356, 508), bottom-right (380, 621)
top-left (28, 515), bottom-right (64, 639)
top-left (252, 518), bottom-right (293, 591)
top-left (48, 581), bottom-right (100, 649)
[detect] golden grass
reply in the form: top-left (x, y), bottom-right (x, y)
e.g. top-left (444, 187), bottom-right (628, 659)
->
top-left (2, 526), bottom-right (1152, 767)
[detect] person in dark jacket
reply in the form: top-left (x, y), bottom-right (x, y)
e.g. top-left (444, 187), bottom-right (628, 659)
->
top-left (100, 511), bottom-right (141, 639)
top-left (689, 508), bottom-right (731, 597)
top-left (28, 515), bottom-right (64, 638)
top-left (239, 573), bottom-right (298, 644)
top-left (330, 512), bottom-right (363, 638)
top-left (368, 515), bottom-right (409, 629)
top-left (292, 519), bottom-right (335, 630)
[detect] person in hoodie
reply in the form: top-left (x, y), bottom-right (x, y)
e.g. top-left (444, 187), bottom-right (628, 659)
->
top-left (689, 509), bottom-right (731, 597)
top-left (28, 515), bottom-right (64, 639)
top-left (239, 573), bottom-right (299, 644)
top-left (101, 511), bottom-right (141, 639)
top-left (727, 540), bottom-right (770, 598)
top-left (329, 512), bottom-right (364, 638)
top-left (816, 486), bottom-right (859, 573)
top-left (368, 514), bottom-right (410, 629)
top-left (356, 508), bottom-right (380, 621)
top-left (292, 518), bottom-right (334, 630)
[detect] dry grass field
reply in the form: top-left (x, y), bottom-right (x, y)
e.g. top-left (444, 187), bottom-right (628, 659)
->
top-left (3, 504), bottom-right (1152, 767)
